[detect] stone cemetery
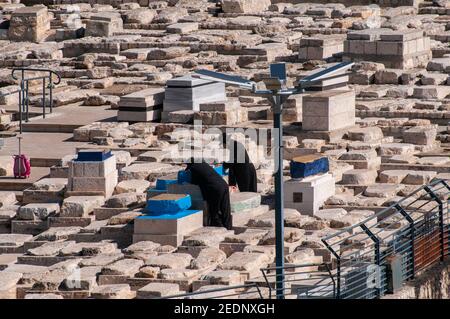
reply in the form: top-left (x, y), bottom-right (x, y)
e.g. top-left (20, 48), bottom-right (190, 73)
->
top-left (0, 0), bottom-right (449, 300)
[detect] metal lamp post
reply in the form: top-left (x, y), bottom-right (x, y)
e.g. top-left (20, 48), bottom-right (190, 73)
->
top-left (193, 61), bottom-right (354, 299)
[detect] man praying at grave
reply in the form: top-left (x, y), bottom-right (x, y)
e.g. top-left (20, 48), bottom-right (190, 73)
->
top-left (222, 134), bottom-right (258, 193)
top-left (184, 159), bottom-right (232, 230)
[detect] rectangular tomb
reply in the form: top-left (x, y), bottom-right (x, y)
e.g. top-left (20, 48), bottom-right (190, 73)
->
top-left (163, 75), bottom-right (226, 113)
top-left (302, 90), bottom-right (355, 132)
top-left (8, 6), bottom-right (51, 43)
top-left (284, 173), bottom-right (335, 216)
top-left (133, 210), bottom-right (203, 247)
top-left (299, 35), bottom-right (345, 61)
top-left (343, 28), bottom-right (431, 69)
top-left (117, 88), bottom-right (165, 122)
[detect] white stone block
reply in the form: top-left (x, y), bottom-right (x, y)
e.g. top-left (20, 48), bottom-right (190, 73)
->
top-left (284, 173), bottom-right (335, 216)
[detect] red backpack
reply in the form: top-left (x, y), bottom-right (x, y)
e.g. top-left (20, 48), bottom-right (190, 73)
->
top-left (13, 154), bottom-right (31, 178)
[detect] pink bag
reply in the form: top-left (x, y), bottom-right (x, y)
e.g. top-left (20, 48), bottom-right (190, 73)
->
top-left (13, 154), bottom-right (30, 178)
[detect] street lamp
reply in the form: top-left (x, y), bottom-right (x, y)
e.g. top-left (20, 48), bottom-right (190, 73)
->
top-left (193, 61), bottom-right (354, 299)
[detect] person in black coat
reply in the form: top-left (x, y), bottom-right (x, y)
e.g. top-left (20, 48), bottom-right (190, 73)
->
top-left (222, 135), bottom-right (258, 193)
top-left (185, 160), bottom-right (232, 230)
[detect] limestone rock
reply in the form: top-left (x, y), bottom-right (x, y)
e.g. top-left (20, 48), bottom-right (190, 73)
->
top-left (135, 266), bottom-right (160, 278)
top-left (403, 171), bottom-right (437, 185)
top-left (190, 247), bottom-right (227, 270)
top-left (102, 258), bottom-right (144, 276)
top-left (35, 227), bottom-right (81, 241)
top-left (145, 253), bottom-right (193, 269)
top-left (28, 241), bottom-right (76, 257)
top-left (123, 241), bottom-right (161, 255)
top-left (18, 203), bottom-right (60, 221)
top-left (0, 192), bottom-right (17, 208)
top-left (61, 196), bottom-right (105, 218)
top-left (91, 284), bottom-right (135, 299)
top-left (314, 208), bottom-right (348, 221)
top-left (107, 192), bottom-right (145, 209)
top-left (137, 282), bottom-right (180, 299)
top-left (222, 0), bottom-right (271, 14)
top-left (115, 180), bottom-right (150, 194)
top-left (341, 169), bottom-right (377, 185)
top-left (259, 227), bottom-right (305, 245)
top-left (218, 252), bottom-right (271, 275)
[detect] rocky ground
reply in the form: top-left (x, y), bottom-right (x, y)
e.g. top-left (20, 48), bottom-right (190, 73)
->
top-left (0, 0), bottom-right (450, 299)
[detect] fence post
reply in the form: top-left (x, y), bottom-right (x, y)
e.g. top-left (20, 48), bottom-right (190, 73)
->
top-left (18, 80), bottom-right (23, 134)
top-left (25, 80), bottom-right (29, 122)
top-left (360, 224), bottom-right (381, 298)
top-left (336, 257), bottom-right (341, 299)
top-left (42, 77), bottom-right (46, 118)
top-left (49, 73), bottom-right (53, 114)
top-left (260, 268), bottom-right (272, 299)
top-left (438, 181), bottom-right (450, 257)
top-left (424, 186), bottom-right (445, 262)
top-left (321, 239), bottom-right (340, 299)
top-left (394, 204), bottom-right (415, 279)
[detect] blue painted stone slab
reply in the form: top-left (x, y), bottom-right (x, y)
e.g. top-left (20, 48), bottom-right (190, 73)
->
top-left (146, 193), bottom-right (192, 214)
top-left (290, 155), bottom-right (329, 179)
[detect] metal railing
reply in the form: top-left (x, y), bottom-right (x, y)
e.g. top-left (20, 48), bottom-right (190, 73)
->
top-left (320, 179), bottom-right (450, 299)
top-left (160, 180), bottom-right (449, 299)
top-left (11, 67), bottom-right (61, 133)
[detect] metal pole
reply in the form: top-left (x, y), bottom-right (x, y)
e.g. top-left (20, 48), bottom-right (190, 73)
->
top-left (19, 80), bottom-right (23, 134)
top-left (49, 74), bottom-right (53, 113)
top-left (42, 77), bottom-right (46, 118)
top-left (273, 94), bottom-right (285, 299)
top-left (25, 81), bottom-right (29, 122)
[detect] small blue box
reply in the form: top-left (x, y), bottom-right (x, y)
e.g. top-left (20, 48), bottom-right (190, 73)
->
top-left (290, 155), bottom-right (329, 179)
top-left (146, 194), bottom-right (192, 215)
top-left (75, 150), bottom-right (112, 162)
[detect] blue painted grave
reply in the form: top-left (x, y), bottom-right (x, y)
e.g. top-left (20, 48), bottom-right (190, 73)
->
top-left (145, 193), bottom-right (192, 215)
top-left (290, 155), bottom-right (329, 179)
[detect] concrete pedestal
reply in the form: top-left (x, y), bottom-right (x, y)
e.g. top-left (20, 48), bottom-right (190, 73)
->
top-left (68, 155), bottom-right (118, 198)
top-left (284, 173), bottom-right (335, 216)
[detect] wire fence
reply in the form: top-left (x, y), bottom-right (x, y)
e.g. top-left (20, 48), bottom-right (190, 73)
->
top-left (162, 179), bottom-right (450, 299)
top-left (321, 179), bottom-right (449, 299)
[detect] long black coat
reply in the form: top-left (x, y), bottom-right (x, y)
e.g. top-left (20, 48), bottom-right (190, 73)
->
top-left (223, 140), bottom-right (258, 193)
top-left (186, 161), bottom-right (232, 230)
